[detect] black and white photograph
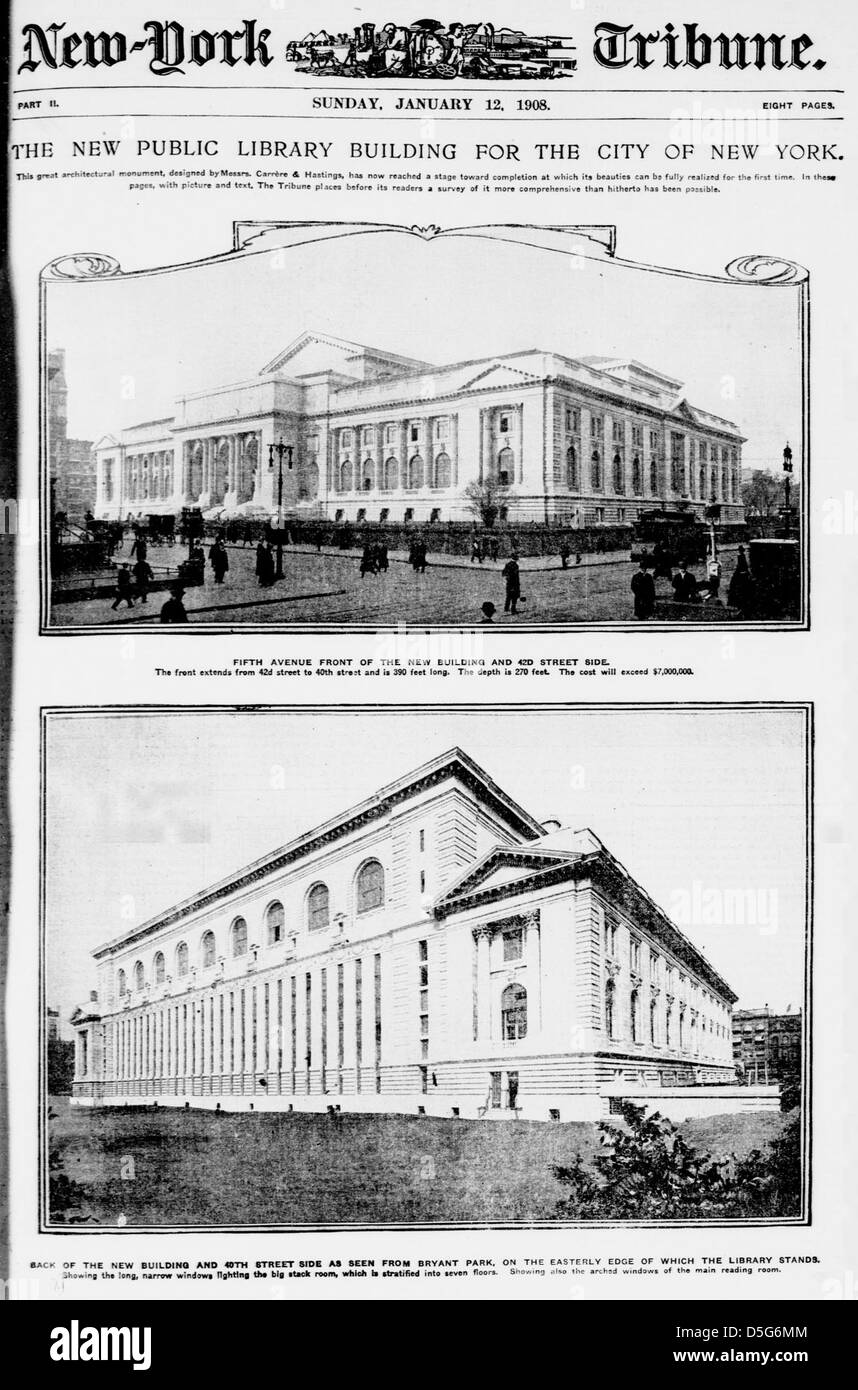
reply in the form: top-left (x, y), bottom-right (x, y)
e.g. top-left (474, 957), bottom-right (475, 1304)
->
top-left (43, 223), bottom-right (806, 631)
top-left (43, 704), bottom-right (809, 1229)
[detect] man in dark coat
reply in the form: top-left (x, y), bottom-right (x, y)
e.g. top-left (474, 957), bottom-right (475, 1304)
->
top-left (111, 564), bottom-right (135, 611)
top-left (160, 585), bottom-right (189, 623)
top-left (209, 538), bottom-right (229, 584)
top-left (132, 557), bottom-right (154, 605)
top-left (631, 560), bottom-right (656, 619)
top-left (502, 552), bottom-right (521, 614)
top-left (672, 563), bottom-right (700, 604)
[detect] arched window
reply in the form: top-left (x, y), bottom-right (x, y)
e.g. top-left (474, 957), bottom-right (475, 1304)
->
top-left (497, 447), bottom-right (514, 486)
top-left (566, 445), bottom-right (578, 490)
top-left (266, 901), bottom-right (285, 946)
top-left (308, 883), bottom-right (329, 932)
top-left (201, 930), bottom-right (216, 969)
top-left (117, 968), bottom-right (126, 997)
top-left (501, 983), bottom-right (527, 1041)
top-left (613, 452), bottom-right (624, 494)
top-left (591, 450), bottom-right (602, 491)
top-left (339, 459), bottom-right (353, 493)
top-left (356, 860), bottom-right (385, 914)
top-left (383, 456), bottom-right (398, 491)
top-left (649, 458), bottom-right (658, 494)
top-left (408, 454), bottom-right (424, 489)
top-left (231, 917), bottom-right (248, 958)
top-left (153, 952), bottom-right (165, 985)
top-left (361, 459), bottom-right (374, 492)
top-left (176, 942), bottom-right (189, 977)
top-left (434, 451), bottom-right (451, 489)
top-left (605, 978), bottom-right (615, 1039)
top-left (631, 455), bottom-right (642, 495)
top-left (134, 960), bottom-right (145, 991)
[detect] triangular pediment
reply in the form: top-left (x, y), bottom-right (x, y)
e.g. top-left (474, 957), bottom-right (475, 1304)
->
top-left (458, 362), bottom-right (541, 393)
top-left (671, 398), bottom-right (701, 424)
top-left (434, 844), bottom-right (582, 916)
top-left (261, 331), bottom-right (368, 379)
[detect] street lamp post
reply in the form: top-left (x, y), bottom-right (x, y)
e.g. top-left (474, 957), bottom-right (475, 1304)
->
top-left (268, 437), bottom-right (293, 580)
top-left (782, 442), bottom-right (793, 535)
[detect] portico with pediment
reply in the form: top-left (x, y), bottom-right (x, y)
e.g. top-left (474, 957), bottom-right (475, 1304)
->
top-left (92, 332), bottom-right (746, 526)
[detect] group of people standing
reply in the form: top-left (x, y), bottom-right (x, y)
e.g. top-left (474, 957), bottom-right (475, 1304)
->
top-left (631, 546), bottom-right (753, 620)
top-left (360, 540), bottom-right (391, 577)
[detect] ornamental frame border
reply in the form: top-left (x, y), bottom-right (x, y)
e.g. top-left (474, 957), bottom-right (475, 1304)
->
top-left (37, 220), bottom-right (810, 634)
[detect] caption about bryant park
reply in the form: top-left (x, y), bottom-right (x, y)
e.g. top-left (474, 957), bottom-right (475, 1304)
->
top-left (152, 657), bottom-right (695, 680)
top-left (32, 1254), bottom-right (813, 1286)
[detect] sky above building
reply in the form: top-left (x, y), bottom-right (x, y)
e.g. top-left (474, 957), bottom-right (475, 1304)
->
top-left (45, 707), bottom-right (807, 1031)
top-left (45, 227), bottom-right (801, 474)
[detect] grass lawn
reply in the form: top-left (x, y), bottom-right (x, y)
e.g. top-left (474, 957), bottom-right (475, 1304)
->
top-left (47, 1097), bottom-right (795, 1227)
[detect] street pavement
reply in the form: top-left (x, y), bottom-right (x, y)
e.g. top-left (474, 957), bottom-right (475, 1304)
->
top-left (51, 540), bottom-right (744, 627)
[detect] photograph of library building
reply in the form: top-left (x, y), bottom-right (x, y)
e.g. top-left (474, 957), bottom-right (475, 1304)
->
top-left (91, 330), bottom-right (746, 529)
top-left (69, 748), bottom-right (747, 1123)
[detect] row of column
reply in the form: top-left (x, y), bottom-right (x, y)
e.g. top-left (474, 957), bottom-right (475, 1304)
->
top-left (182, 433), bottom-right (260, 505)
top-left (606, 968), bottom-right (727, 1061)
top-left (97, 954), bottom-right (388, 1093)
top-left (333, 417), bottom-right (460, 493)
top-left (123, 450), bottom-right (174, 503)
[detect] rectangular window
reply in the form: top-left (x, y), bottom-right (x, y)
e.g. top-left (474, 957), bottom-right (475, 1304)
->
top-left (613, 419), bottom-right (624, 442)
top-left (337, 963), bottom-right (344, 1092)
top-left (355, 959), bottom-right (363, 1092)
top-left (591, 414), bottom-right (603, 440)
top-left (419, 869), bottom-right (426, 893)
top-left (630, 937), bottom-right (641, 972)
top-left (384, 423), bottom-right (396, 445)
top-left (435, 418), bottom-right (448, 440)
top-left (305, 973), bottom-right (312, 1091)
top-left (374, 954), bottom-right (382, 1093)
top-left (631, 424), bottom-right (643, 448)
top-left (410, 423), bottom-right (420, 443)
top-left (320, 969), bottom-right (327, 1093)
top-left (419, 829), bottom-right (425, 853)
top-left (420, 1065), bottom-right (428, 1095)
top-left (503, 928), bottom-right (523, 962)
top-left (490, 1071), bottom-right (502, 1108)
top-left (362, 426), bottom-right (373, 447)
top-left (419, 964), bottom-right (429, 988)
top-left (341, 430), bottom-right (352, 449)
top-left (290, 976), bottom-right (296, 1089)
top-left (499, 413), bottom-right (510, 433)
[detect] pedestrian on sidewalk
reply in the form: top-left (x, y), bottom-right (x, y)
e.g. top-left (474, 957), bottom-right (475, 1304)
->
top-left (132, 557), bottom-right (154, 605)
top-left (502, 551), bottom-right (521, 614)
top-left (110, 564), bottom-right (135, 611)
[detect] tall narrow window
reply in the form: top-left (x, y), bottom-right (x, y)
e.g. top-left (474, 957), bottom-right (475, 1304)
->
top-left (355, 959), bottom-right (363, 1093)
top-left (153, 952), bottom-right (165, 985)
top-left (231, 917), bottom-right (247, 958)
top-left (201, 931), bottom-right (216, 969)
top-left (305, 973), bottom-right (312, 1092)
top-left (320, 970), bottom-right (327, 1094)
top-left (374, 954), bottom-right (382, 1093)
top-left (418, 940), bottom-right (429, 1063)
top-left (337, 963), bottom-right (345, 1093)
top-left (176, 942), bottom-right (189, 977)
top-left (134, 961), bottom-right (145, 991)
top-left (605, 979), bottom-right (616, 1039)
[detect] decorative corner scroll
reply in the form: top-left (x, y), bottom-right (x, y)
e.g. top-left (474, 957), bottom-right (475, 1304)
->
top-left (725, 254), bottom-right (809, 285)
top-left (42, 253), bottom-right (123, 281)
top-left (409, 224), bottom-right (442, 240)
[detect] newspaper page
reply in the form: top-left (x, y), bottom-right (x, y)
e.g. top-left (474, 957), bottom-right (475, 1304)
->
top-left (3, 0), bottom-right (856, 1348)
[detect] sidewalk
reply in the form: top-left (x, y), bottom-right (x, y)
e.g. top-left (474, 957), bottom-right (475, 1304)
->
top-left (273, 542), bottom-right (638, 572)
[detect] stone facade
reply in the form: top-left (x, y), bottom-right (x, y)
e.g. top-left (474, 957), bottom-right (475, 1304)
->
top-left (92, 332), bottom-right (746, 527)
top-left (70, 749), bottom-right (738, 1122)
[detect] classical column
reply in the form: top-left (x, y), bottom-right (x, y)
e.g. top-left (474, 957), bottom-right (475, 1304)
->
top-left (524, 912), bottom-right (541, 1035)
top-left (516, 403), bottom-right (525, 484)
top-left (451, 414), bottom-right (459, 486)
top-left (474, 927), bottom-right (492, 1042)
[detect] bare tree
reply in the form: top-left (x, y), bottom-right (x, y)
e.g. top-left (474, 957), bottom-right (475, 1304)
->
top-left (464, 475), bottom-right (510, 528)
